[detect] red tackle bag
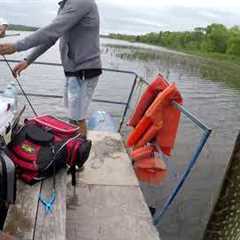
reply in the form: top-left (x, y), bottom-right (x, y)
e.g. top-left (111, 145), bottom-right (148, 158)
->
top-left (8, 115), bottom-right (92, 185)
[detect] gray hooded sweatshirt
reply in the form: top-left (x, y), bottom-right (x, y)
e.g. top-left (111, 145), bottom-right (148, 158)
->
top-left (14, 0), bottom-right (101, 72)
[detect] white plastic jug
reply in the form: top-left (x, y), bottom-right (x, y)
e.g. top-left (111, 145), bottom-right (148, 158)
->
top-left (2, 81), bottom-right (18, 113)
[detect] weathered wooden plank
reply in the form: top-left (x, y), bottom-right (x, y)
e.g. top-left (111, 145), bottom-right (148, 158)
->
top-left (67, 130), bottom-right (160, 239)
top-left (0, 232), bottom-right (16, 240)
top-left (79, 131), bottom-right (138, 186)
top-left (66, 183), bottom-right (160, 240)
top-left (34, 170), bottom-right (66, 240)
top-left (3, 181), bottom-right (41, 240)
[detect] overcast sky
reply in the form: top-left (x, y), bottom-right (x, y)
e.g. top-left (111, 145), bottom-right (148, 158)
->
top-left (0, 0), bottom-right (240, 34)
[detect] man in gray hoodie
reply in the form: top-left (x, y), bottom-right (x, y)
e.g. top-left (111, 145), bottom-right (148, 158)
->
top-left (0, 0), bottom-right (102, 137)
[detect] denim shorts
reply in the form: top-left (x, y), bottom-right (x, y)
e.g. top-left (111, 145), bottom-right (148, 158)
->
top-left (64, 76), bottom-right (99, 121)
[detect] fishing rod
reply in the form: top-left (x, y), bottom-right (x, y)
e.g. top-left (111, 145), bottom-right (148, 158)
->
top-left (1, 55), bottom-right (38, 116)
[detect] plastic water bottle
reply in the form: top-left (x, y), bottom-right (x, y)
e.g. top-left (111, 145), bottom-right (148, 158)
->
top-left (3, 81), bottom-right (18, 113)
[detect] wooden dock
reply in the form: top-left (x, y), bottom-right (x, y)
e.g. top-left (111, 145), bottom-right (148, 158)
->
top-left (67, 131), bottom-right (160, 240)
top-left (3, 130), bottom-right (160, 240)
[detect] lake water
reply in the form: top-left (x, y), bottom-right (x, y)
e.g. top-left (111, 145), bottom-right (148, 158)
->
top-left (1, 32), bottom-right (240, 240)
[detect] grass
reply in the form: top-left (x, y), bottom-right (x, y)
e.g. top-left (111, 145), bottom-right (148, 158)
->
top-left (182, 49), bottom-right (240, 66)
top-left (104, 43), bottom-right (240, 90)
top-left (104, 38), bottom-right (240, 66)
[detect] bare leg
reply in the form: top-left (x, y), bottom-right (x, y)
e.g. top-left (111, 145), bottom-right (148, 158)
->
top-left (70, 119), bottom-right (87, 137)
top-left (69, 119), bottom-right (87, 172)
top-left (77, 119), bottom-right (87, 137)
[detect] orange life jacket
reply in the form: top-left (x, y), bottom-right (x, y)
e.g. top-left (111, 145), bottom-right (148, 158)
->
top-left (130, 145), bottom-right (155, 162)
top-left (128, 74), bottom-right (169, 127)
top-left (156, 96), bottom-right (182, 156)
top-left (134, 157), bottom-right (167, 171)
top-left (134, 168), bottom-right (167, 185)
top-left (127, 81), bottom-right (182, 156)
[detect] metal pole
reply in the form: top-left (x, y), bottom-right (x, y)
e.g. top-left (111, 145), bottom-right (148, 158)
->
top-left (153, 129), bottom-right (212, 225)
top-left (173, 101), bottom-right (210, 132)
top-left (0, 91), bottom-right (128, 106)
top-left (0, 59), bottom-right (139, 77)
top-left (118, 74), bottom-right (138, 132)
top-left (0, 59), bottom-right (141, 126)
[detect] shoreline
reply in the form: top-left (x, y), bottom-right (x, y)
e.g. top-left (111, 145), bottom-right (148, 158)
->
top-left (8, 24), bottom-right (38, 32)
top-left (109, 36), bottom-right (240, 67)
top-left (105, 36), bottom-right (240, 67)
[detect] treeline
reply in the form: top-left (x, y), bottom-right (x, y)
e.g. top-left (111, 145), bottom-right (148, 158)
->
top-left (109, 24), bottom-right (240, 57)
top-left (8, 24), bottom-right (38, 32)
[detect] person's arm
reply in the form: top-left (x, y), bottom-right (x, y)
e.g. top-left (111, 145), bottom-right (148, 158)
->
top-left (25, 41), bottom-right (56, 64)
top-left (14, 0), bottom-right (92, 52)
top-left (12, 41), bottom-right (57, 77)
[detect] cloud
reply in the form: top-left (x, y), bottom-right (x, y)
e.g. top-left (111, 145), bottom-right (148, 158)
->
top-left (99, 2), bottom-right (240, 34)
top-left (0, 0), bottom-right (240, 34)
top-left (99, 0), bottom-right (240, 10)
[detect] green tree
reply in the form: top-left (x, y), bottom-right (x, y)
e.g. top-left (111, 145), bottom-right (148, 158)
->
top-left (202, 24), bottom-right (229, 53)
top-left (227, 26), bottom-right (240, 56)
